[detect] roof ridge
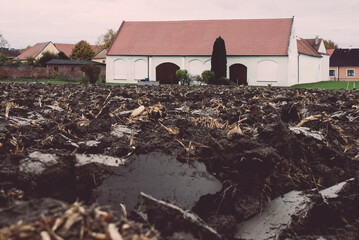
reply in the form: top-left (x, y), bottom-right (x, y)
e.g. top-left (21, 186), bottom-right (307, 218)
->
top-left (34, 41), bottom-right (54, 59)
top-left (124, 17), bottom-right (294, 24)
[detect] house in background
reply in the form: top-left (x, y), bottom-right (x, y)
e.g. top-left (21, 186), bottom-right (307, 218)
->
top-left (15, 42), bottom-right (59, 62)
top-left (106, 17), bottom-right (329, 86)
top-left (92, 49), bottom-right (107, 64)
top-left (53, 43), bottom-right (76, 58)
top-left (54, 43), bottom-right (102, 59)
top-left (15, 42), bottom-right (103, 62)
top-left (329, 49), bottom-right (359, 81)
top-left (326, 49), bottom-right (335, 57)
top-left (297, 37), bottom-right (329, 84)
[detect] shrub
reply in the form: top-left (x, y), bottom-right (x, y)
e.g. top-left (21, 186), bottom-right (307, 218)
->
top-left (201, 70), bottom-right (215, 84)
top-left (33, 72), bottom-right (38, 80)
top-left (3, 60), bottom-right (13, 66)
top-left (176, 69), bottom-right (191, 85)
top-left (82, 65), bottom-right (101, 84)
top-left (58, 51), bottom-right (69, 60)
top-left (26, 56), bottom-right (36, 66)
top-left (49, 70), bottom-right (66, 81)
top-left (216, 77), bottom-right (230, 85)
top-left (0, 53), bottom-right (10, 66)
top-left (38, 51), bottom-right (58, 67)
top-left (98, 77), bottom-right (106, 84)
top-left (80, 76), bottom-right (90, 84)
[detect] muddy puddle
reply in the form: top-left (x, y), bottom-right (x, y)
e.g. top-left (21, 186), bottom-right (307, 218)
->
top-left (94, 152), bottom-right (222, 212)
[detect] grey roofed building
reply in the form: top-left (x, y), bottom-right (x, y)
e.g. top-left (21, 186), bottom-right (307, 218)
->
top-left (46, 59), bottom-right (105, 65)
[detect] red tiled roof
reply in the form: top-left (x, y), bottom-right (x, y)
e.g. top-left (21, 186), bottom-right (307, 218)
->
top-left (92, 49), bottom-right (107, 59)
top-left (15, 42), bottom-right (52, 60)
top-left (305, 38), bottom-right (322, 51)
top-left (55, 43), bottom-right (103, 58)
top-left (297, 39), bottom-right (322, 57)
top-left (54, 43), bottom-right (76, 57)
top-left (108, 18), bottom-right (293, 56)
top-left (326, 49), bottom-right (335, 56)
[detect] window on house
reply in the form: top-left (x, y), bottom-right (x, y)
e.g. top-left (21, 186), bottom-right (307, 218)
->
top-left (329, 70), bottom-right (335, 76)
top-left (71, 67), bottom-right (75, 71)
top-left (54, 67), bottom-right (58, 71)
top-left (347, 69), bottom-right (355, 77)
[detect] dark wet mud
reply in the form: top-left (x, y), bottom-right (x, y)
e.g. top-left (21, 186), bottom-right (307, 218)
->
top-left (94, 152), bottom-right (222, 212)
top-left (0, 82), bottom-right (359, 239)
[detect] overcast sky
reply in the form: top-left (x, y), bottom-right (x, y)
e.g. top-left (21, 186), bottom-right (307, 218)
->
top-left (1, 0), bottom-right (358, 49)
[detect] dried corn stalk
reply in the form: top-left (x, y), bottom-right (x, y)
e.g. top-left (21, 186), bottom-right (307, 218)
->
top-left (108, 224), bottom-right (124, 240)
top-left (0, 201), bottom-right (159, 240)
top-left (4, 102), bottom-right (19, 118)
top-left (296, 114), bottom-right (321, 127)
top-left (189, 116), bottom-right (222, 129)
top-left (227, 124), bottom-right (244, 137)
top-left (131, 106), bottom-right (145, 117)
top-left (160, 123), bottom-right (179, 135)
top-left (77, 114), bottom-right (90, 127)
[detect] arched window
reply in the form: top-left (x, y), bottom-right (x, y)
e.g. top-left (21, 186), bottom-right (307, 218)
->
top-left (188, 59), bottom-right (204, 76)
top-left (114, 59), bottom-right (127, 80)
top-left (204, 60), bottom-right (211, 71)
top-left (134, 59), bottom-right (147, 80)
top-left (257, 60), bottom-right (278, 82)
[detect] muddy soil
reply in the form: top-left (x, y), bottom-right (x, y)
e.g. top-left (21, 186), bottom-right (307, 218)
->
top-left (0, 82), bottom-right (359, 239)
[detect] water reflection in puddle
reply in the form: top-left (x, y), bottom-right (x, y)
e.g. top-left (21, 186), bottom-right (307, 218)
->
top-left (94, 152), bottom-right (222, 212)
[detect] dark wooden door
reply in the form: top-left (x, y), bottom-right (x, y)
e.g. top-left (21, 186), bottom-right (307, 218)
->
top-left (230, 64), bottom-right (247, 85)
top-left (156, 63), bottom-right (180, 84)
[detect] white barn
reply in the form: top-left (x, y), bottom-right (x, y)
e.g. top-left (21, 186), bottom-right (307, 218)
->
top-left (106, 18), bottom-right (329, 86)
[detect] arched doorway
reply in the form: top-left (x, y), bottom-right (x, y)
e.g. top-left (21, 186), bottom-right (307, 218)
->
top-left (156, 62), bottom-right (180, 84)
top-left (230, 64), bottom-right (247, 85)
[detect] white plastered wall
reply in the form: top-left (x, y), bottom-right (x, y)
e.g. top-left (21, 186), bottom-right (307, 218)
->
top-left (227, 56), bottom-right (289, 86)
top-left (321, 54), bottom-right (330, 81)
top-left (286, 22), bottom-right (299, 86)
top-left (318, 41), bottom-right (327, 54)
top-left (106, 56), bottom-right (149, 84)
top-left (106, 55), bottom-right (294, 86)
top-left (298, 54), bottom-right (322, 83)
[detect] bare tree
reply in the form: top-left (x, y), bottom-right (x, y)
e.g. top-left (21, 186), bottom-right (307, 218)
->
top-left (0, 32), bottom-right (9, 48)
top-left (96, 29), bottom-right (116, 49)
top-left (324, 39), bottom-right (339, 49)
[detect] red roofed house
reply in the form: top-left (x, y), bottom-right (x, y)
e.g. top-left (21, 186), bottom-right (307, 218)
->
top-left (54, 43), bottom-right (102, 58)
top-left (15, 42), bottom-right (104, 61)
top-left (53, 43), bottom-right (76, 58)
top-left (106, 17), bottom-right (329, 86)
top-left (326, 49), bottom-right (335, 57)
top-left (92, 49), bottom-right (107, 64)
top-left (297, 37), bottom-right (329, 84)
top-left (15, 42), bottom-right (60, 62)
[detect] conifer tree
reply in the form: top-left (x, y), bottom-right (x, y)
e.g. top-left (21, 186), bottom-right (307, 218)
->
top-left (211, 36), bottom-right (227, 83)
